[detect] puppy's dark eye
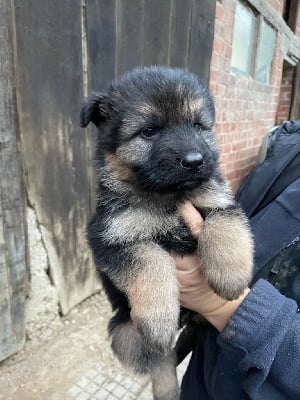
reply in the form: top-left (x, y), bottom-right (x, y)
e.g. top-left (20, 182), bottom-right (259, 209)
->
top-left (141, 128), bottom-right (157, 139)
top-left (193, 122), bottom-right (202, 130)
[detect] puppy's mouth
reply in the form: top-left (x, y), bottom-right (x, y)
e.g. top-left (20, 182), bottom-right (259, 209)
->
top-left (176, 174), bottom-right (209, 191)
top-left (178, 177), bottom-right (204, 189)
top-left (135, 167), bottom-right (210, 194)
top-left (132, 152), bottom-right (217, 193)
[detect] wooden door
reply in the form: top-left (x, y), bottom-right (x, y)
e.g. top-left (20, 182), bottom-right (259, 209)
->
top-left (0, 0), bottom-right (27, 361)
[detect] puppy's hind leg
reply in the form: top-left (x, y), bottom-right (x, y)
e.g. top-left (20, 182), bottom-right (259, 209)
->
top-left (109, 315), bottom-right (163, 374)
top-left (109, 315), bottom-right (179, 400)
top-left (151, 353), bottom-right (179, 400)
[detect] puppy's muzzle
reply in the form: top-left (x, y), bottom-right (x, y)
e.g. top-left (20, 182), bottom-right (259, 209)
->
top-left (180, 152), bottom-right (204, 171)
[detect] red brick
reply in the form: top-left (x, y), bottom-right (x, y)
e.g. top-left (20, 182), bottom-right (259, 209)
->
top-left (210, 69), bottom-right (219, 83)
top-left (215, 2), bottom-right (225, 20)
top-left (213, 38), bottom-right (225, 53)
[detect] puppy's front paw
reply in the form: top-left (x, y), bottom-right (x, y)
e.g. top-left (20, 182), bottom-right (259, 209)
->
top-left (205, 268), bottom-right (251, 300)
top-left (131, 307), bottom-right (179, 351)
top-left (198, 211), bottom-right (254, 301)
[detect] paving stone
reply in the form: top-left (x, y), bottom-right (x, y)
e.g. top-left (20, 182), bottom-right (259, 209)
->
top-left (121, 376), bottom-right (135, 390)
top-left (137, 387), bottom-right (152, 400)
top-left (93, 374), bottom-right (106, 386)
top-left (67, 385), bottom-right (81, 397)
top-left (76, 376), bottom-right (90, 389)
top-left (130, 381), bottom-right (142, 394)
top-left (85, 382), bottom-right (99, 395)
top-left (114, 372), bottom-right (125, 383)
top-left (112, 384), bottom-right (128, 398)
top-left (67, 354), bottom-right (191, 400)
top-left (93, 388), bottom-right (110, 399)
top-left (75, 391), bottom-right (90, 400)
top-left (122, 394), bottom-right (136, 400)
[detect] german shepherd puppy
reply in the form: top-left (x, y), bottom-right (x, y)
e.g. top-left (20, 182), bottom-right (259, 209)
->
top-left (80, 66), bottom-right (253, 400)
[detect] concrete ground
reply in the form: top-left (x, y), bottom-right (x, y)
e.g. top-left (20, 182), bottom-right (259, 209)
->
top-left (0, 292), bottom-right (189, 400)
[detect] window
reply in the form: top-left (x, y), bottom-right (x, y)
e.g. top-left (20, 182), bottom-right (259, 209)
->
top-left (255, 19), bottom-right (276, 83)
top-left (230, 1), bottom-right (277, 84)
top-left (231, 2), bottom-right (256, 76)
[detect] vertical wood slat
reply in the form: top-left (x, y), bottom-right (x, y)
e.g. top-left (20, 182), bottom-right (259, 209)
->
top-left (142, 0), bottom-right (172, 66)
top-left (169, 0), bottom-right (193, 68)
top-left (0, 0), bottom-right (27, 361)
top-left (85, 0), bottom-right (119, 213)
top-left (86, 0), bottom-right (117, 90)
top-left (188, 0), bottom-right (216, 86)
top-left (14, 0), bottom-right (99, 315)
top-left (116, 0), bottom-right (144, 75)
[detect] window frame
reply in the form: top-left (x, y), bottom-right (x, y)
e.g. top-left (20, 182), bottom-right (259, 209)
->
top-left (230, 0), bottom-right (277, 85)
top-left (254, 16), bottom-right (277, 84)
top-left (230, 1), bottom-right (258, 77)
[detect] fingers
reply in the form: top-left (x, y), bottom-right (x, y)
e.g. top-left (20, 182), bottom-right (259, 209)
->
top-left (172, 253), bottom-right (200, 272)
top-left (176, 267), bottom-right (205, 288)
top-left (179, 201), bottom-right (204, 237)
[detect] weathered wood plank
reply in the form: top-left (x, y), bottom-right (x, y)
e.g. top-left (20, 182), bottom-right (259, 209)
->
top-left (142, 0), bottom-right (172, 66)
top-left (116, 0), bottom-right (143, 75)
top-left (188, 0), bottom-right (216, 85)
top-left (86, 0), bottom-right (118, 213)
top-left (0, 194), bottom-right (22, 361)
top-left (14, 0), bottom-right (99, 314)
top-left (169, 0), bottom-right (193, 68)
top-left (86, 0), bottom-right (117, 90)
top-left (0, 0), bottom-right (27, 361)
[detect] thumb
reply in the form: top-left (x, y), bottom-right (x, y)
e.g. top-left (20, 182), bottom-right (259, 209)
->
top-left (179, 201), bottom-right (204, 237)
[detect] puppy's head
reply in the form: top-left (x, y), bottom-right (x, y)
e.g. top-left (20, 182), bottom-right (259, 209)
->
top-left (81, 66), bottom-right (219, 193)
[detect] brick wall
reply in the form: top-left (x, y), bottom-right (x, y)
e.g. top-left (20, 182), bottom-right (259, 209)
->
top-left (210, 0), bottom-right (284, 192)
top-left (276, 65), bottom-right (294, 124)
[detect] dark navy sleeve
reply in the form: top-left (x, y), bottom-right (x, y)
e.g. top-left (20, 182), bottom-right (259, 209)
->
top-left (218, 279), bottom-right (300, 399)
top-left (180, 279), bottom-right (300, 400)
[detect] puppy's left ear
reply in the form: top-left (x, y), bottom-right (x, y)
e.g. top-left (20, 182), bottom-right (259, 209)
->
top-left (80, 92), bottom-right (111, 128)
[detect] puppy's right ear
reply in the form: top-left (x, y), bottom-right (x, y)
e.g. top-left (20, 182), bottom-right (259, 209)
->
top-left (80, 92), bottom-right (110, 128)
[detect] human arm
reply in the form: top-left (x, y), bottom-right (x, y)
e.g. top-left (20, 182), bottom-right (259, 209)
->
top-left (175, 202), bottom-right (300, 399)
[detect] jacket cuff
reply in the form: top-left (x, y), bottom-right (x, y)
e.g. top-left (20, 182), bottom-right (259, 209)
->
top-left (218, 279), bottom-right (296, 354)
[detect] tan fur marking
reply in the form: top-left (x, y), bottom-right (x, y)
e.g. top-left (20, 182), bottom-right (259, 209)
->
top-left (121, 113), bottom-right (146, 137)
top-left (151, 357), bottom-right (179, 399)
top-left (111, 320), bottom-right (178, 396)
top-left (135, 101), bottom-right (159, 116)
top-left (189, 178), bottom-right (234, 210)
top-left (120, 104), bottom-right (160, 138)
top-left (105, 152), bottom-right (133, 182)
top-left (127, 243), bottom-right (179, 350)
top-left (111, 321), bottom-right (142, 369)
top-left (198, 213), bottom-right (254, 300)
top-left (110, 320), bottom-right (156, 374)
top-left (116, 137), bottom-right (152, 164)
top-left (184, 96), bottom-right (204, 115)
top-left (104, 206), bottom-right (179, 244)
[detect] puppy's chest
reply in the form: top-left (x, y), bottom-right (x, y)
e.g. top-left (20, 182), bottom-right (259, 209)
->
top-left (104, 205), bottom-right (196, 254)
top-left (155, 226), bottom-right (197, 255)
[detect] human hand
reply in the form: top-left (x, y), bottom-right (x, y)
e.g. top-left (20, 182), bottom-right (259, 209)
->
top-left (173, 201), bottom-right (250, 331)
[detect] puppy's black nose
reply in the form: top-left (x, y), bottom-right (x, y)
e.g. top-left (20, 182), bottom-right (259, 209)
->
top-left (181, 152), bottom-right (204, 171)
